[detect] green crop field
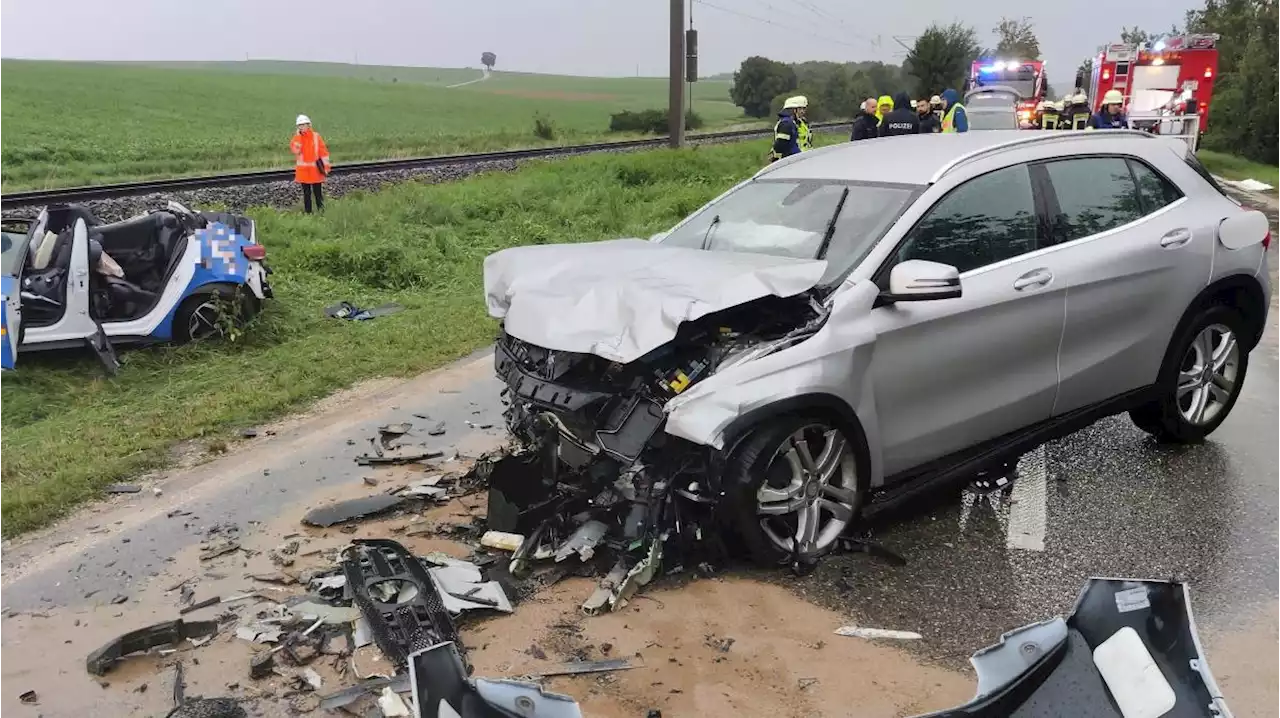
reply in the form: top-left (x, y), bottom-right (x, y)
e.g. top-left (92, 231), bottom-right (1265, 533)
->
top-left (0, 59), bottom-right (748, 190)
top-left (0, 135), bottom-right (842, 536)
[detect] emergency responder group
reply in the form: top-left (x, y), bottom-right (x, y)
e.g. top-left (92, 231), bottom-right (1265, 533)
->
top-left (770, 86), bottom-right (1128, 161)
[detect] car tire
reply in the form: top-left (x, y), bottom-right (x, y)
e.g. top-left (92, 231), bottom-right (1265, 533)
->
top-left (172, 286), bottom-right (258, 345)
top-left (722, 414), bottom-right (865, 567)
top-left (1129, 305), bottom-right (1249, 443)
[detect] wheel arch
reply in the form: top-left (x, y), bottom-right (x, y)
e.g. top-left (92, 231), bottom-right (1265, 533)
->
top-left (154, 281), bottom-right (251, 342)
top-left (1174, 273), bottom-right (1268, 354)
top-left (719, 393), bottom-right (872, 495)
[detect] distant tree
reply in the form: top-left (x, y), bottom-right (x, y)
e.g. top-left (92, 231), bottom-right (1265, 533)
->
top-left (730, 56), bottom-right (797, 118)
top-left (994, 17), bottom-right (1042, 59)
top-left (1075, 59), bottom-right (1093, 96)
top-left (1186, 0), bottom-right (1278, 163)
top-left (905, 23), bottom-right (983, 96)
top-left (1119, 26), bottom-right (1151, 45)
top-left (481, 52), bottom-right (497, 71)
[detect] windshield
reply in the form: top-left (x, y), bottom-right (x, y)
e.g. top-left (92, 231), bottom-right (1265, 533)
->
top-left (660, 179), bottom-right (917, 284)
top-left (967, 110), bottom-right (1018, 130)
top-left (966, 91), bottom-right (1018, 108)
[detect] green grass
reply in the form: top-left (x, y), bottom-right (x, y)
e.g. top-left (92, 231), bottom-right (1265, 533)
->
top-left (0, 136), bottom-right (828, 537)
top-left (1198, 149), bottom-right (1280, 188)
top-left (1, 60), bottom-right (748, 190)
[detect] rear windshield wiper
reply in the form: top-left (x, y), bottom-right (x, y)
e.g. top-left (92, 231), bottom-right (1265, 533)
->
top-left (814, 187), bottom-right (850, 260)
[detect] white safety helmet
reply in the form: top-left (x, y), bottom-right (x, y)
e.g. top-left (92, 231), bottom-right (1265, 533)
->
top-left (296, 114), bottom-right (312, 126)
top-left (783, 95), bottom-right (809, 109)
top-left (930, 95), bottom-right (943, 106)
top-left (1035, 101), bottom-right (1048, 111)
top-left (1072, 93), bottom-right (1088, 105)
top-left (1102, 89), bottom-right (1124, 106)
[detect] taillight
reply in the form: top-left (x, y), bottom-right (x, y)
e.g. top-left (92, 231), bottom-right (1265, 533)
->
top-left (242, 244), bottom-right (267, 261)
top-left (1264, 231), bottom-right (1272, 250)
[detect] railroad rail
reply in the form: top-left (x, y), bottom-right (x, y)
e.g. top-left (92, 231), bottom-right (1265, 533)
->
top-left (1, 122), bottom-right (848, 209)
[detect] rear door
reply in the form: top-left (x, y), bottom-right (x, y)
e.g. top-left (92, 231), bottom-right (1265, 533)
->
top-left (1, 218), bottom-right (36, 370)
top-left (868, 163), bottom-right (1065, 475)
top-left (1035, 156), bottom-right (1211, 414)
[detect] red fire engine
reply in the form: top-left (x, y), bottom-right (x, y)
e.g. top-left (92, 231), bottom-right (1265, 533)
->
top-left (1089, 34), bottom-right (1220, 130)
top-left (969, 59), bottom-right (1046, 126)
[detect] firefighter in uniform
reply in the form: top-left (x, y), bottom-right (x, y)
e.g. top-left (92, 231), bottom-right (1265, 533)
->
top-left (1066, 92), bottom-right (1092, 130)
top-left (769, 96), bottom-right (808, 162)
top-left (1039, 100), bottom-right (1061, 130)
top-left (1088, 90), bottom-right (1130, 129)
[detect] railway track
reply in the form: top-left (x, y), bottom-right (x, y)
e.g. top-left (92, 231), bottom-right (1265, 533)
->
top-left (1, 122), bottom-right (848, 209)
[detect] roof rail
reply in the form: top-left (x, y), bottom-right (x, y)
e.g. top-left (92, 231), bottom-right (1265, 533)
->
top-left (930, 130), bottom-right (1159, 183)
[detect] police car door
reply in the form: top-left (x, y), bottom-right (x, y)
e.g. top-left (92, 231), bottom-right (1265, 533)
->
top-left (0, 218), bottom-right (36, 369)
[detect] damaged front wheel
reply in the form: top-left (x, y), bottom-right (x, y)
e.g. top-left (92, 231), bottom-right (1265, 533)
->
top-left (725, 416), bottom-right (863, 566)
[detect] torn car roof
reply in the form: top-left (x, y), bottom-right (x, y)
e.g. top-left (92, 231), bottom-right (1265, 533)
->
top-left (484, 238), bottom-right (827, 363)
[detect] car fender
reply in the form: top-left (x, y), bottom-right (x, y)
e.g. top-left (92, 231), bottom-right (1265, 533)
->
top-left (151, 221), bottom-right (261, 341)
top-left (663, 280), bottom-right (886, 484)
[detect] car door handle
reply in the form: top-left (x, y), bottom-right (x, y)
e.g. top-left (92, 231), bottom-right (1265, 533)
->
top-left (1013, 269), bottom-right (1053, 290)
top-left (1159, 228), bottom-right (1192, 248)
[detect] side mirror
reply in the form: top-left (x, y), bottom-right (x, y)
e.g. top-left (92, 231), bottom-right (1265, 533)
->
top-left (881, 259), bottom-right (962, 303)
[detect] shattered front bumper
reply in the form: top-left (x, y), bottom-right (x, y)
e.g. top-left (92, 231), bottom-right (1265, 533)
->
top-left (494, 339), bottom-right (666, 465)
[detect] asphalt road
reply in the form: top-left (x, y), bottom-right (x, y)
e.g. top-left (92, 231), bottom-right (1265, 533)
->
top-left (3, 195), bottom-right (1275, 715)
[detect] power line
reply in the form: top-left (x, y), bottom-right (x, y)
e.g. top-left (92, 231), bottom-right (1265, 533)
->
top-left (793, 0), bottom-right (878, 44)
top-left (694, 0), bottom-right (871, 50)
top-left (735, 0), bottom-right (871, 43)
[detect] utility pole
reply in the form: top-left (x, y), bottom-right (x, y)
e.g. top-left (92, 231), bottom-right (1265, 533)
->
top-left (668, 0), bottom-right (686, 148)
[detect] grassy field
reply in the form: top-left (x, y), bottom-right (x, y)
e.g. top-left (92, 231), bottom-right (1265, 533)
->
top-left (1198, 149), bottom-right (1280, 188)
top-left (0, 135), bottom-right (833, 537)
top-left (1, 60), bottom-right (746, 190)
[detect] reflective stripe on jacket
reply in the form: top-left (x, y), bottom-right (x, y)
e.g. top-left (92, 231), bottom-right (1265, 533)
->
top-left (771, 114), bottom-right (801, 157)
top-left (1040, 112), bottom-right (1060, 129)
top-left (291, 130), bottom-right (330, 184)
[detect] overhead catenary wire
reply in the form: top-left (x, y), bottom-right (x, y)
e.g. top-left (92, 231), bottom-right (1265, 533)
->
top-left (732, 0), bottom-right (874, 45)
top-left (692, 0), bottom-right (870, 50)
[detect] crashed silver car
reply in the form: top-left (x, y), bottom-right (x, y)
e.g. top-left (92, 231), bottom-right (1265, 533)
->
top-left (483, 131), bottom-right (1272, 572)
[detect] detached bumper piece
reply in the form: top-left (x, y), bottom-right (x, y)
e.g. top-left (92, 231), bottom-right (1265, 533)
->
top-left (409, 641), bottom-right (583, 718)
top-left (340, 539), bottom-right (461, 669)
top-left (917, 578), bottom-right (1230, 718)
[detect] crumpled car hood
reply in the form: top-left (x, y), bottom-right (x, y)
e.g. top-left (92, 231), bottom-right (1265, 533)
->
top-left (484, 238), bottom-right (827, 363)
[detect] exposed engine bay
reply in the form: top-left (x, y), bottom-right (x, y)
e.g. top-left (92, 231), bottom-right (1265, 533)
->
top-left (486, 291), bottom-right (828, 611)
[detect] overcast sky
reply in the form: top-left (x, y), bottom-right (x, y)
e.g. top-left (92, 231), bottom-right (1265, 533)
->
top-left (2, 0), bottom-right (1198, 84)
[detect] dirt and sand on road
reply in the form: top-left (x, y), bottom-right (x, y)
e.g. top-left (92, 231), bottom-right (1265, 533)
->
top-left (1, 349), bottom-right (979, 718)
top-left (1, 453), bottom-right (972, 718)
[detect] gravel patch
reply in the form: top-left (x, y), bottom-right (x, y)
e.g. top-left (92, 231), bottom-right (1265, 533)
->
top-left (3, 127), bottom-right (848, 222)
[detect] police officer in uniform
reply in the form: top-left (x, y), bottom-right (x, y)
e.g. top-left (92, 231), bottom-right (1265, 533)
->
top-left (879, 91), bottom-right (920, 136)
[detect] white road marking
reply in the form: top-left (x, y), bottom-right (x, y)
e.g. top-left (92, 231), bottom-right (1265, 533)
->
top-left (1006, 446), bottom-right (1048, 551)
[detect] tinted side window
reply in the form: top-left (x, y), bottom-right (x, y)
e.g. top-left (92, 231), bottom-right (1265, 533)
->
top-left (897, 165), bottom-right (1037, 273)
top-left (1128, 159), bottom-right (1183, 212)
top-left (1042, 158), bottom-right (1142, 245)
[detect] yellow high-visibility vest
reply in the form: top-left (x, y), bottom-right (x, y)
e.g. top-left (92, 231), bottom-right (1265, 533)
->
top-left (941, 103), bottom-right (965, 132)
top-left (797, 120), bottom-right (812, 150)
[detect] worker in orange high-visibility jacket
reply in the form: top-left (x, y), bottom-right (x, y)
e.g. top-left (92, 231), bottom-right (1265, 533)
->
top-left (291, 114), bottom-right (331, 213)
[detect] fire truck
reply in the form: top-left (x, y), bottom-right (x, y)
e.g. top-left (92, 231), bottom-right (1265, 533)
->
top-left (1088, 34), bottom-right (1220, 134)
top-left (968, 59), bottom-right (1046, 128)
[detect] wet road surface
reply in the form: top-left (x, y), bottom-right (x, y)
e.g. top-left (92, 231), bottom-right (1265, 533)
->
top-left (4, 198), bottom-right (1276, 716)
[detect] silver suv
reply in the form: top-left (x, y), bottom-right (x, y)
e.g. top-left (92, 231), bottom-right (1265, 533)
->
top-left (484, 130), bottom-right (1272, 567)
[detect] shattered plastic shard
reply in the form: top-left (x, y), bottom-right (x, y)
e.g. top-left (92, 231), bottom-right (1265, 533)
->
top-left (86, 619), bottom-right (218, 676)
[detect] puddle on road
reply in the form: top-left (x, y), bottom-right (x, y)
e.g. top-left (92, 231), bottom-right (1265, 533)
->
top-left (1, 455), bottom-right (973, 718)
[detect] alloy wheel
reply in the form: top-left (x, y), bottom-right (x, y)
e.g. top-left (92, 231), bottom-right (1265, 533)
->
top-left (188, 300), bottom-right (223, 341)
top-left (1177, 323), bottom-right (1239, 426)
top-left (756, 423), bottom-right (859, 557)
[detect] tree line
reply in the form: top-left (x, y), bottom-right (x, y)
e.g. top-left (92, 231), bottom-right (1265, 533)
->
top-left (729, 18), bottom-right (1052, 122)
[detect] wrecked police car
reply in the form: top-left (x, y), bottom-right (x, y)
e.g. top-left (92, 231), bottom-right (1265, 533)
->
top-left (2, 201), bottom-right (271, 372)
top-left (482, 131), bottom-right (1272, 583)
